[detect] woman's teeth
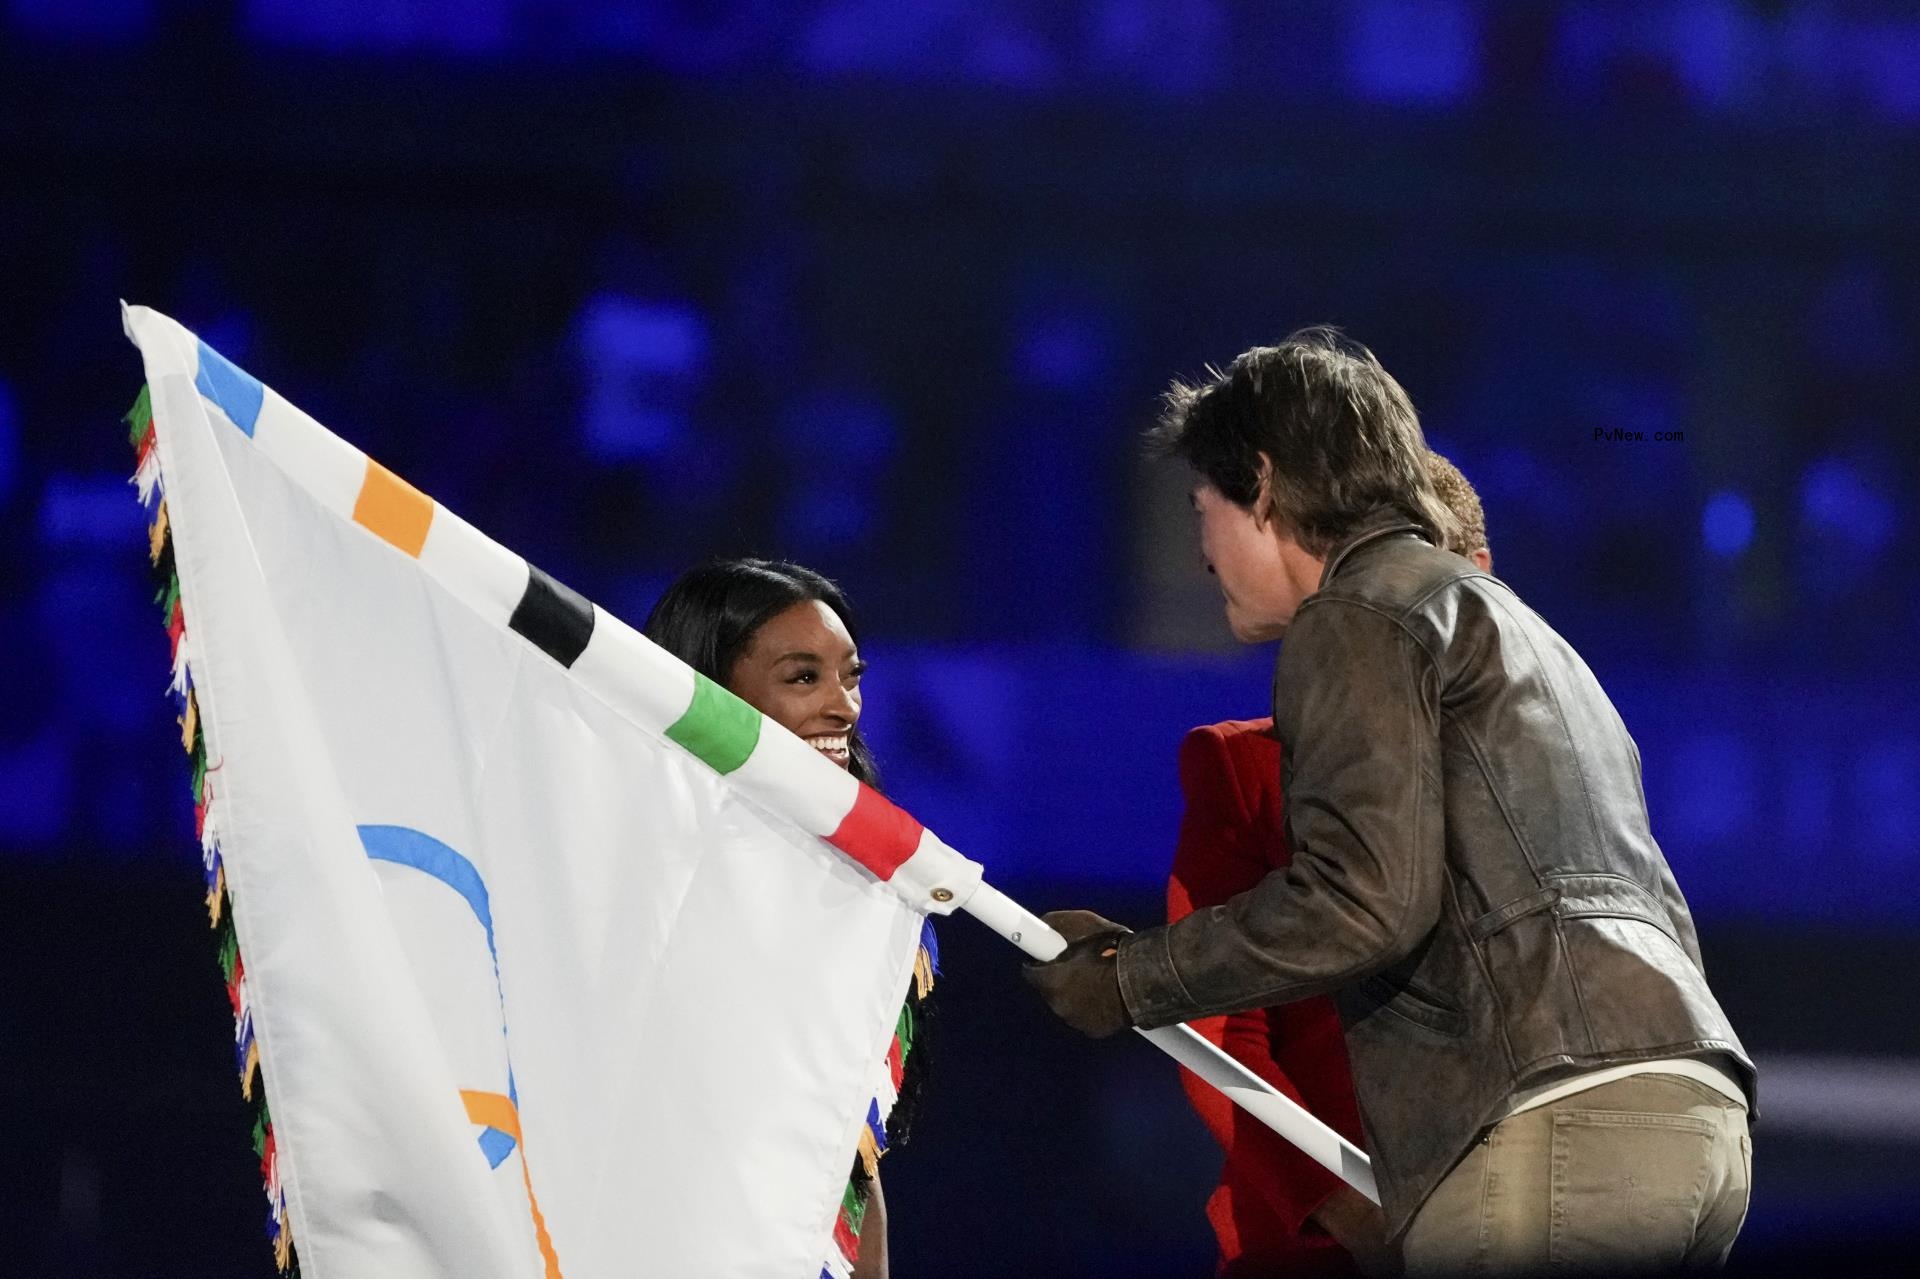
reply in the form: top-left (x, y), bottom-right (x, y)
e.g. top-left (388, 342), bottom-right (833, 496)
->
top-left (806, 735), bottom-right (850, 759)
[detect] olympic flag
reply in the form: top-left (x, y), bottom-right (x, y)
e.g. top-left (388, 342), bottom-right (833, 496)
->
top-left (124, 304), bottom-right (973, 1279)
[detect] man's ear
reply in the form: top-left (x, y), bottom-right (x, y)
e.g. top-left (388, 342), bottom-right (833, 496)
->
top-left (1470, 547), bottom-right (1493, 572)
top-left (1251, 453), bottom-right (1276, 530)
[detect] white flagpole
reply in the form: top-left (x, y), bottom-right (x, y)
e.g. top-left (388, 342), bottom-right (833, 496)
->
top-left (961, 880), bottom-right (1379, 1205)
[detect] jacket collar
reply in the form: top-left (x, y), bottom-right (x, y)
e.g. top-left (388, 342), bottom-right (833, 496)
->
top-left (1317, 508), bottom-right (1429, 589)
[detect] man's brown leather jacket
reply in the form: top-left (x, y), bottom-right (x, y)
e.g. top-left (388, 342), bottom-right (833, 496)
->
top-left (1116, 510), bottom-right (1754, 1238)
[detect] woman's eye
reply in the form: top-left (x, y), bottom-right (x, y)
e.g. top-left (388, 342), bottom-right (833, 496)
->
top-left (788, 670), bottom-right (818, 685)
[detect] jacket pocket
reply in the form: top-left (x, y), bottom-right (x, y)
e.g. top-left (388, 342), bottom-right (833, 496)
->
top-left (1355, 974), bottom-right (1468, 1037)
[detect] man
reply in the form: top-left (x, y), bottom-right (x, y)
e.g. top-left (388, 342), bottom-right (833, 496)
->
top-left (1027, 329), bottom-right (1753, 1274)
top-left (1168, 452), bottom-right (1492, 1278)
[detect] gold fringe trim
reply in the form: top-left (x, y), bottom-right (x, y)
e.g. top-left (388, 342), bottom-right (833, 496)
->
top-left (180, 691), bottom-right (200, 753)
top-left (149, 500), bottom-right (170, 565)
top-left (207, 863), bottom-right (227, 927)
top-left (913, 948), bottom-right (935, 1001)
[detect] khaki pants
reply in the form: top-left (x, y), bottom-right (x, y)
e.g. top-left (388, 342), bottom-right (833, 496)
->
top-left (1400, 1074), bottom-right (1751, 1275)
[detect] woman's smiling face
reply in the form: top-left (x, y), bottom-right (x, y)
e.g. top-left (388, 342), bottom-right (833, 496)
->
top-left (725, 599), bottom-right (865, 769)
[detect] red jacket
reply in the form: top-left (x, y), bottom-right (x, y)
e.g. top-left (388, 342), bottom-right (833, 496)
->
top-left (1167, 719), bottom-right (1369, 1278)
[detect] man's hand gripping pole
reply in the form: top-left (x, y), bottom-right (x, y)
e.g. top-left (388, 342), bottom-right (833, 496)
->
top-left (960, 880), bottom-right (1379, 1205)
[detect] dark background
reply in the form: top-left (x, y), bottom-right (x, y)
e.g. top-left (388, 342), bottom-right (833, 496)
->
top-left (2, 2), bottom-right (1917, 1275)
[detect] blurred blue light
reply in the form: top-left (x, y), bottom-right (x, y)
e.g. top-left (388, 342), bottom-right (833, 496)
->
top-left (9, 0), bottom-right (152, 42)
top-left (246, 0), bottom-right (510, 55)
top-left (1486, 446), bottom-right (1581, 525)
top-left (1800, 456), bottom-right (1898, 555)
top-left (1858, 735), bottom-right (1920, 855)
top-left (39, 473), bottom-right (145, 548)
top-left (575, 295), bottom-right (709, 463)
top-left (1349, 0), bottom-right (1479, 105)
top-left (1701, 490), bottom-right (1754, 558)
top-left (1662, 731), bottom-right (1757, 845)
top-left (1015, 311), bottom-right (1112, 392)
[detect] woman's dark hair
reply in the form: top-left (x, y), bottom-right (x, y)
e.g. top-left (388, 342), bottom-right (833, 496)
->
top-left (1150, 326), bottom-right (1458, 557)
top-left (642, 558), bottom-right (882, 790)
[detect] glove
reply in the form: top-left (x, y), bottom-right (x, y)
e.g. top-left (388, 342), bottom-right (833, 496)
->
top-left (1022, 909), bottom-right (1133, 1039)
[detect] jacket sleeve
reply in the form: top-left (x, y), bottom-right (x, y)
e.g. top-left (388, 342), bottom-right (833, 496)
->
top-left (1166, 724), bottom-right (1348, 1235)
top-left (1122, 599), bottom-right (1446, 1028)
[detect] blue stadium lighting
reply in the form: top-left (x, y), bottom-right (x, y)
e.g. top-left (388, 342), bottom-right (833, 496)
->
top-left (1701, 490), bottom-right (1754, 558)
top-left (1801, 456), bottom-right (1897, 554)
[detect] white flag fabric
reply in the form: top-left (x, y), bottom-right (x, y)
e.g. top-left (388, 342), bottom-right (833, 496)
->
top-left (123, 305), bottom-right (981, 1279)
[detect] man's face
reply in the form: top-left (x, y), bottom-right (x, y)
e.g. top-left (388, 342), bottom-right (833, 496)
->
top-left (1192, 480), bottom-right (1319, 643)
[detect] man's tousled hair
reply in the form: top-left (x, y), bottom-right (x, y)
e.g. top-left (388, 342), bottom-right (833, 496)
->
top-left (1152, 327), bottom-right (1458, 557)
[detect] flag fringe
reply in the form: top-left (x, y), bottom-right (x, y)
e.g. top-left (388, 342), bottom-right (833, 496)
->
top-left (128, 385), bottom-right (299, 1276)
top-left (832, 915), bottom-right (941, 1268)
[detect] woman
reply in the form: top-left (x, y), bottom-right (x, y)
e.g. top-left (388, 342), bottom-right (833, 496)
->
top-left (643, 558), bottom-right (933, 1279)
